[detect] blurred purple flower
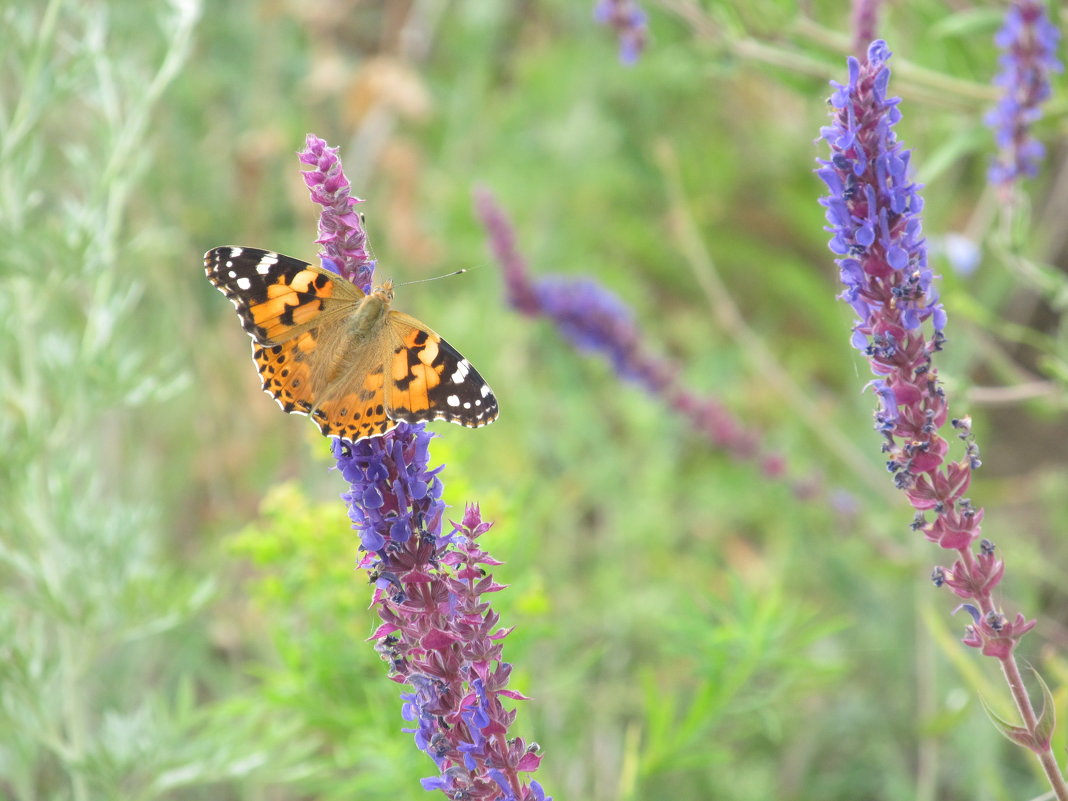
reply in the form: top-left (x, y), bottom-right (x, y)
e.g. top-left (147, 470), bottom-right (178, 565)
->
top-left (475, 186), bottom-right (784, 480)
top-left (818, 41), bottom-right (1034, 656)
top-left (594, 0), bottom-right (648, 65)
top-left (300, 137), bottom-right (548, 801)
top-left (534, 275), bottom-right (675, 394)
top-left (851, 0), bottom-right (883, 59)
top-left (986, 0), bottom-right (1062, 188)
top-left (938, 233), bottom-right (981, 277)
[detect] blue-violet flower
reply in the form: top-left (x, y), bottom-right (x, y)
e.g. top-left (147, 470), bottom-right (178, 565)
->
top-left (817, 42), bottom-right (1034, 656)
top-left (986, 0), bottom-right (1062, 188)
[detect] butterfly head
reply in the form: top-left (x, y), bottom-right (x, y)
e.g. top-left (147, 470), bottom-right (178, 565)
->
top-left (371, 279), bottom-right (395, 304)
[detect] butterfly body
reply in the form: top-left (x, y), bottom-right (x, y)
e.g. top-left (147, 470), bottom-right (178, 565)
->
top-left (205, 246), bottom-right (498, 442)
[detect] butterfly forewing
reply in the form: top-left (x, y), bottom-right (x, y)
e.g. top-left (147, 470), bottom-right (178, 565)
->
top-left (385, 313), bottom-right (499, 429)
top-left (204, 246), bottom-right (361, 344)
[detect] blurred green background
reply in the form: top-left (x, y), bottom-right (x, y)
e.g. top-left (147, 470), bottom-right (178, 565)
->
top-left (3, 1), bottom-right (1068, 799)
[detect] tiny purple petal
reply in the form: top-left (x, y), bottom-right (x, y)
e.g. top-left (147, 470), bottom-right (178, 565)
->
top-left (390, 518), bottom-right (412, 543)
top-left (361, 527), bottom-right (386, 553)
top-left (362, 485), bottom-right (385, 509)
top-left (956, 603), bottom-right (982, 624)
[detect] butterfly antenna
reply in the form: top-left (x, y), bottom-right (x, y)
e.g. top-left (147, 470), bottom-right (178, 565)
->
top-left (395, 264), bottom-right (483, 287)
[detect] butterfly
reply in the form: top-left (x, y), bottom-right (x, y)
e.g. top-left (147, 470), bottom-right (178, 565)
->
top-left (204, 246), bottom-right (498, 442)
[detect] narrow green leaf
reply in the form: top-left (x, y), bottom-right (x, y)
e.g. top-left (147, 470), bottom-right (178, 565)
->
top-left (980, 696), bottom-right (1038, 751)
top-left (1029, 666), bottom-right (1056, 750)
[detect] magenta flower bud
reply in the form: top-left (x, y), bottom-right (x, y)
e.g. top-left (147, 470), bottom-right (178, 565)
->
top-left (977, 613), bottom-right (1037, 659)
top-left (943, 550), bottom-right (1006, 599)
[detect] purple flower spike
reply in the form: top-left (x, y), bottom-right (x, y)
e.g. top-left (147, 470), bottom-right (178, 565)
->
top-left (298, 134), bottom-right (376, 291)
top-left (337, 428), bottom-right (549, 800)
top-left (986, 0), bottom-right (1062, 189)
top-left (593, 0), bottom-right (648, 65)
top-left (819, 40), bottom-right (1019, 637)
top-left (296, 137), bottom-right (548, 799)
top-left (475, 186), bottom-right (796, 488)
top-left (817, 39), bottom-right (1066, 754)
top-left (366, 499), bottom-right (549, 801)
top-left (819, 48), bottom-right (1068, 791)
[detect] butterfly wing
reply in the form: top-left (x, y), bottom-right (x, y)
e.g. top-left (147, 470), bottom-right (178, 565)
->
top-left (252, 329), bottom-right (398, 442)
top-left (384, 312), bottom-right (499, 430)
top-left (252, 332), bottom-right (319, 417)
top-left (309, 351), bottom-right (397, 442)
top-left (204, 246), bottom-right (362, 345)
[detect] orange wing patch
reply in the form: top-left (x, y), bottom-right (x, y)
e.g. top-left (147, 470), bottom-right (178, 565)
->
top-left (315, 367), bottom-right (396, 441)
top-left (253, 330), bottom-right (319, 415)
top-left (389, 328), bottom-right (445, 416)
top-left (248, 269), bottom-right (335, 342)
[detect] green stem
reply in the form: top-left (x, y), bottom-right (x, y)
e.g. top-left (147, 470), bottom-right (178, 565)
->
top-left (0, 0), bottom-right (64, 228)
top-left (59, 623), bottom-right (89, 801)
top-left (1, 0), bottom-right (63, 160)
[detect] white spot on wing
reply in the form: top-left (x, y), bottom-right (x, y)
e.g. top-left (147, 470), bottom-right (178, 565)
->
top-left (236, 277), bottom-right (251, 290)
top-left (480, 384), bottom-right (491, 397)
top-left (256, 253), bottom-right (279, 274)
top-left (451, 359), bottom-right (471, 384)
top-left (463, 402), bottom-right (471, 409)
top-left (447, 395), bottom-right (460, 407)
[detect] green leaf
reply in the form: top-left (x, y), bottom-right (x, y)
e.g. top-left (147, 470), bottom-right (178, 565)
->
top-left (980, 696), bottom-right (1038, 752)
top-left (1030, 666), bottom-right (1056, 750)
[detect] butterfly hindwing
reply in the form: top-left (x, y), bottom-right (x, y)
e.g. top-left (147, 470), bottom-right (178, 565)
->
top-left (253, 326), bottom-right (398, 441)
top-left (252, 332), bottom-right (318, 416)
top-left (385, 313), bottom-right (499, 429)
top-left (315, 366), bottom-right (396, 442)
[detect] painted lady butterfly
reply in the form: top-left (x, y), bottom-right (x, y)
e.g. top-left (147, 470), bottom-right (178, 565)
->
top-left (205, 246), bottom-right (499, 442)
